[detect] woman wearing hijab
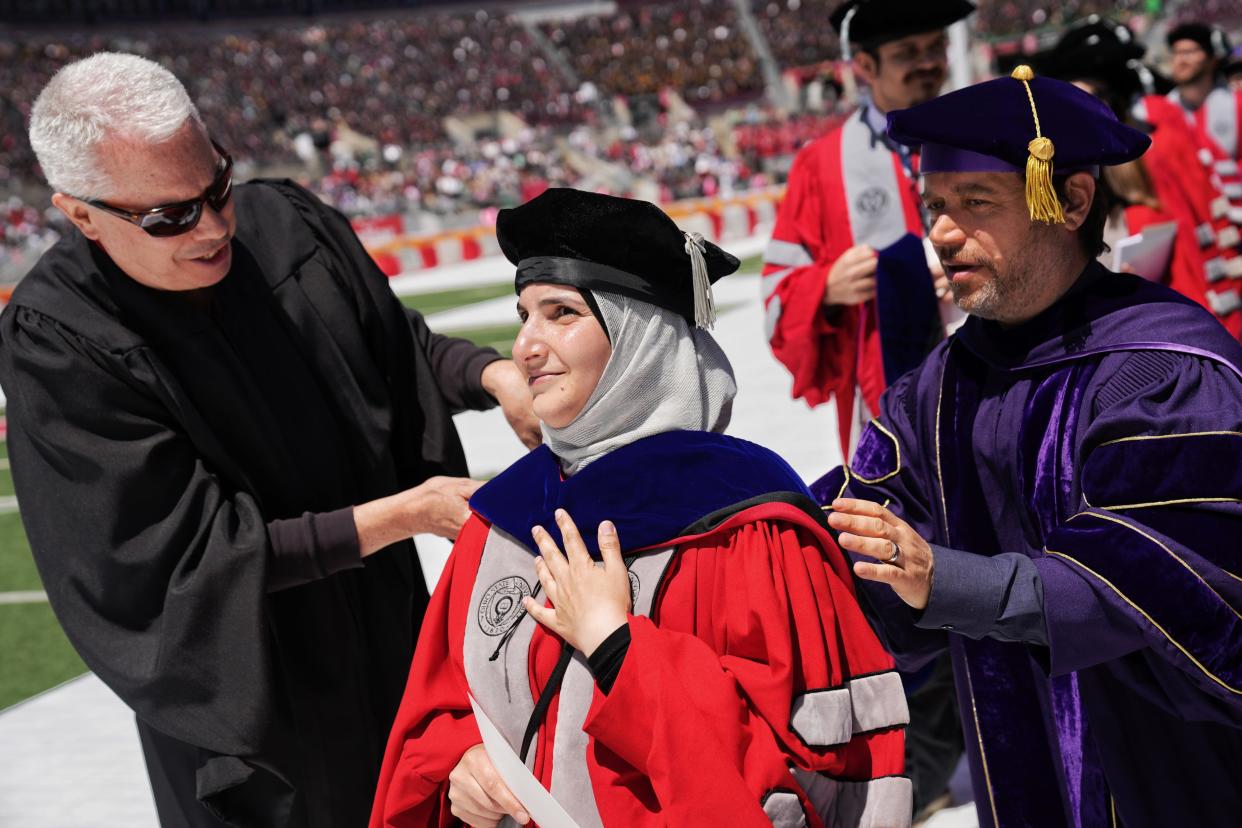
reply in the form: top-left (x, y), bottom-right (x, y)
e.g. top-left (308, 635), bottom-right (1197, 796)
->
top-left (370, 189), bottom-right (910, 828)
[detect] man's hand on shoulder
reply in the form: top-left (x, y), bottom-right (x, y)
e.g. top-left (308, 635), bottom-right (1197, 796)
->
top-left (355, 476), bottom-right (484, 555)
top-left (481, 359), bottom-right (542, 449)
top-left (824, 244), bottom-right (878, 307)
top-left (828, 497), bottom-right (934, 610)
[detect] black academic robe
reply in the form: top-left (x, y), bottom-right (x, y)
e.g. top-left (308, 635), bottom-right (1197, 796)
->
top-left (0, 180), bottom-right (502, 827)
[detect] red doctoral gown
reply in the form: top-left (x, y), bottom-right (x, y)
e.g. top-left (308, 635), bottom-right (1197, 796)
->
top-left (370, 432), bottom-right (910, 828)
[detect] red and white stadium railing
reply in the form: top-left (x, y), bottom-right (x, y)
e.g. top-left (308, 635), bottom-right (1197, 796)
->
top-left (353, 188), bottom-right (784, 277)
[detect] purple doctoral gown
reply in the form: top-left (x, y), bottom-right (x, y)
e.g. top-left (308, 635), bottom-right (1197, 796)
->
top-left (812, 264), bottom-right (1242, 828)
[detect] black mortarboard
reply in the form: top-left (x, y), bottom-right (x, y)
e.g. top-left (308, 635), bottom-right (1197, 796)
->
top-left (829, 0), bottom-right (975, 51)
top-left (887, 67), bottom-right (1151, 223)
top-left (497, 188), bottom-right (739, 329)
top-left (1166, 22), bottom-right (1230, 59)
top-left (1037, 19), bottom-right (1147, 106)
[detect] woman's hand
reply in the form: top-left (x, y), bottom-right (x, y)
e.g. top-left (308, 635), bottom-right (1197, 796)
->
top-left (524, 509), bottom-right (631, 657)
top-left (827, 498), bottom-right (935, 610)
top-left (447, 744), bottom-right (529, 827)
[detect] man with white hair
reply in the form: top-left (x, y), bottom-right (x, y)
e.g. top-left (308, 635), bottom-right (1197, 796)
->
top-left (0, 52), bottom-right (538, 827)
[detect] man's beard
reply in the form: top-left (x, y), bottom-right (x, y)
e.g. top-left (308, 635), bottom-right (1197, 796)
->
top-left (905, 69), bottom-right (945, 105)
top-left (948, 229), bottom-right (1051, 321)
top-left (950, 262), bottom-right (999, 317)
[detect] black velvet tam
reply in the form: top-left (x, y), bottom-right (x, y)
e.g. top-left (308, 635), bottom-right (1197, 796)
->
top-left (1166, 22), bottom-right (1229, 58)
top-left (497, 188), bottom-right (740, 323)
top-left (886, 72), bottom-right (1151, 173)
top-left (1037, 20), bottom-right (1146, 93)
top-left (829, 0), bottom-right (975, 49)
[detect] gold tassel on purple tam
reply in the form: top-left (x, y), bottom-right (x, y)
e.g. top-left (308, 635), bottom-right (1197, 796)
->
top-left (1011, 65), bottom-right (1066, 225)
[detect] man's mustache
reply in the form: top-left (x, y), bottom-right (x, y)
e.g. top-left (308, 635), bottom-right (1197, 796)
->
top-left (936, 248), bottom-right (992, 270)
top-left (907, 69), bottom-right (944, 83)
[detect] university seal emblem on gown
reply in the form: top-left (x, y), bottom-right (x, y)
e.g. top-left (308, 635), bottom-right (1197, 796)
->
top-left (478, 576), bottom-right (533, 636)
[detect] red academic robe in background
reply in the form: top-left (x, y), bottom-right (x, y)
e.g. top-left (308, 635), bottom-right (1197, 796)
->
top-left (762, 108), bottom-right (925, 456)
top-left (1136, 95), bottom-right (1242, 337)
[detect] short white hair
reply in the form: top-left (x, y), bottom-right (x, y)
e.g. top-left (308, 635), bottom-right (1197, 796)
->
top-left (29, 52), bottom-right (202, 200)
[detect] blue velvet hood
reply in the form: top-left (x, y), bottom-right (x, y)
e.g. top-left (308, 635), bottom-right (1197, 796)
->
top-left (470, 430), bottom-right (822, 558)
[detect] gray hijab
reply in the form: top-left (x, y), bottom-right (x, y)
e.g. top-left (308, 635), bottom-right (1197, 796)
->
top-left (542, 290), bottom-right (737, 475)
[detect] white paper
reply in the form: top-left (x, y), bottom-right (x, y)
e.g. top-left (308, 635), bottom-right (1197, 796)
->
top-left (468, 694), bottom-right (582, 828)
top-left (1112, 221), bottom-right (1177, 281)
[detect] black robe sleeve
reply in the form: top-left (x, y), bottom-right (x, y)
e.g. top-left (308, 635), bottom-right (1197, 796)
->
top-left (264, 180), bottom-right (503, 415)
top-left (404, 308), bottom-right (502, 415)
top-left (0, 306), bottom-right (299, 810)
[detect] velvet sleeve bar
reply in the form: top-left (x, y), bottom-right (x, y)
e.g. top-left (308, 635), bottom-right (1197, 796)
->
top-left (265, 507), bottom-right (363, 593)
top-left (912, 542), bottom-right (1145, 667)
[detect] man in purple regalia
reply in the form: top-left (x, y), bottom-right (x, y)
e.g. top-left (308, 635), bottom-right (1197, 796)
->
top-left (812, 66), bottom-right (1242, 828)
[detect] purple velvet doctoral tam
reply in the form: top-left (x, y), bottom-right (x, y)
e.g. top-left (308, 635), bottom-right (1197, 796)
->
top-left (812, 265), bottom-right (1242, 828)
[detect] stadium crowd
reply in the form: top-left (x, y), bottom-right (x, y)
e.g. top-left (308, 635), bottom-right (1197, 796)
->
top-left (973, 1), bottom-right (1149, 38)
top-left (0, 11), bottom-right (582, 179)
top-left (3, 0), bottom-right (1242, 277)
top-left (541, 2), bottom-right (761, 103)
top-left (755, 0), bottom-right (841, 69)
top-left (301, 114), bottom-right (796, 222)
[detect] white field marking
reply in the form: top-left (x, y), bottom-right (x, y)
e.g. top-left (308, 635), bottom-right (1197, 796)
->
top-left (0, 591), bottom-right (48, 605)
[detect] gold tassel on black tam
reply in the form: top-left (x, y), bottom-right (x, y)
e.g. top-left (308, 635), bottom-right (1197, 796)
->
top-left (1011, 65), bottom-right (1065, 225)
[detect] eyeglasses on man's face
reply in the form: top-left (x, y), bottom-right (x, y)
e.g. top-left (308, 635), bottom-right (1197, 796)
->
top-left (85, 140), bottom-right (233, 238)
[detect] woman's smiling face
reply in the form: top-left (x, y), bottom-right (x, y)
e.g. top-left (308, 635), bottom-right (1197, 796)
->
top-left (512, 283), bottom-right (613, 429)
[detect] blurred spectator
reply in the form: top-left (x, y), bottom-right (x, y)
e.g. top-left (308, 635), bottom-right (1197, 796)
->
top-left (0, 197), bottom-right (64, 282)
top-left (0, 12), bottom-right (583, 190)
top-left (542, 2), bottom-right (762, 103)
top-left (734, 111), bottom-right (844, 159)
top-left (1227, 52), bottom-right (1242, 92)
top-left (754, 0), bottom-right (841, 69)
top-left (1169, 1), bottom-right (1242, 29)
top-left (973, 1), bottom-right (1148, 39)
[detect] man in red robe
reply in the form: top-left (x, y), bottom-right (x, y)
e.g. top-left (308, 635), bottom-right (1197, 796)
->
top-left (1039, 19), bottom-right (1242, 338)
top-left (762, 0), bottom-right (973, 457)
top-left (1166, 23), bottom-right (1242, 244)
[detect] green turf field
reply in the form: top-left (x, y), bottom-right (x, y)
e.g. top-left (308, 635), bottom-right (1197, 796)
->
top-left (399, 282), bottom-right (514, 317)
top-left (0, 511), bottom-right (39, 592)
top-left (444, 322), bottom-right (523, 357)
top-left (0, 603), bottom-right (86, 710)
top-left (738, 251), bottom-right (763, 273)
